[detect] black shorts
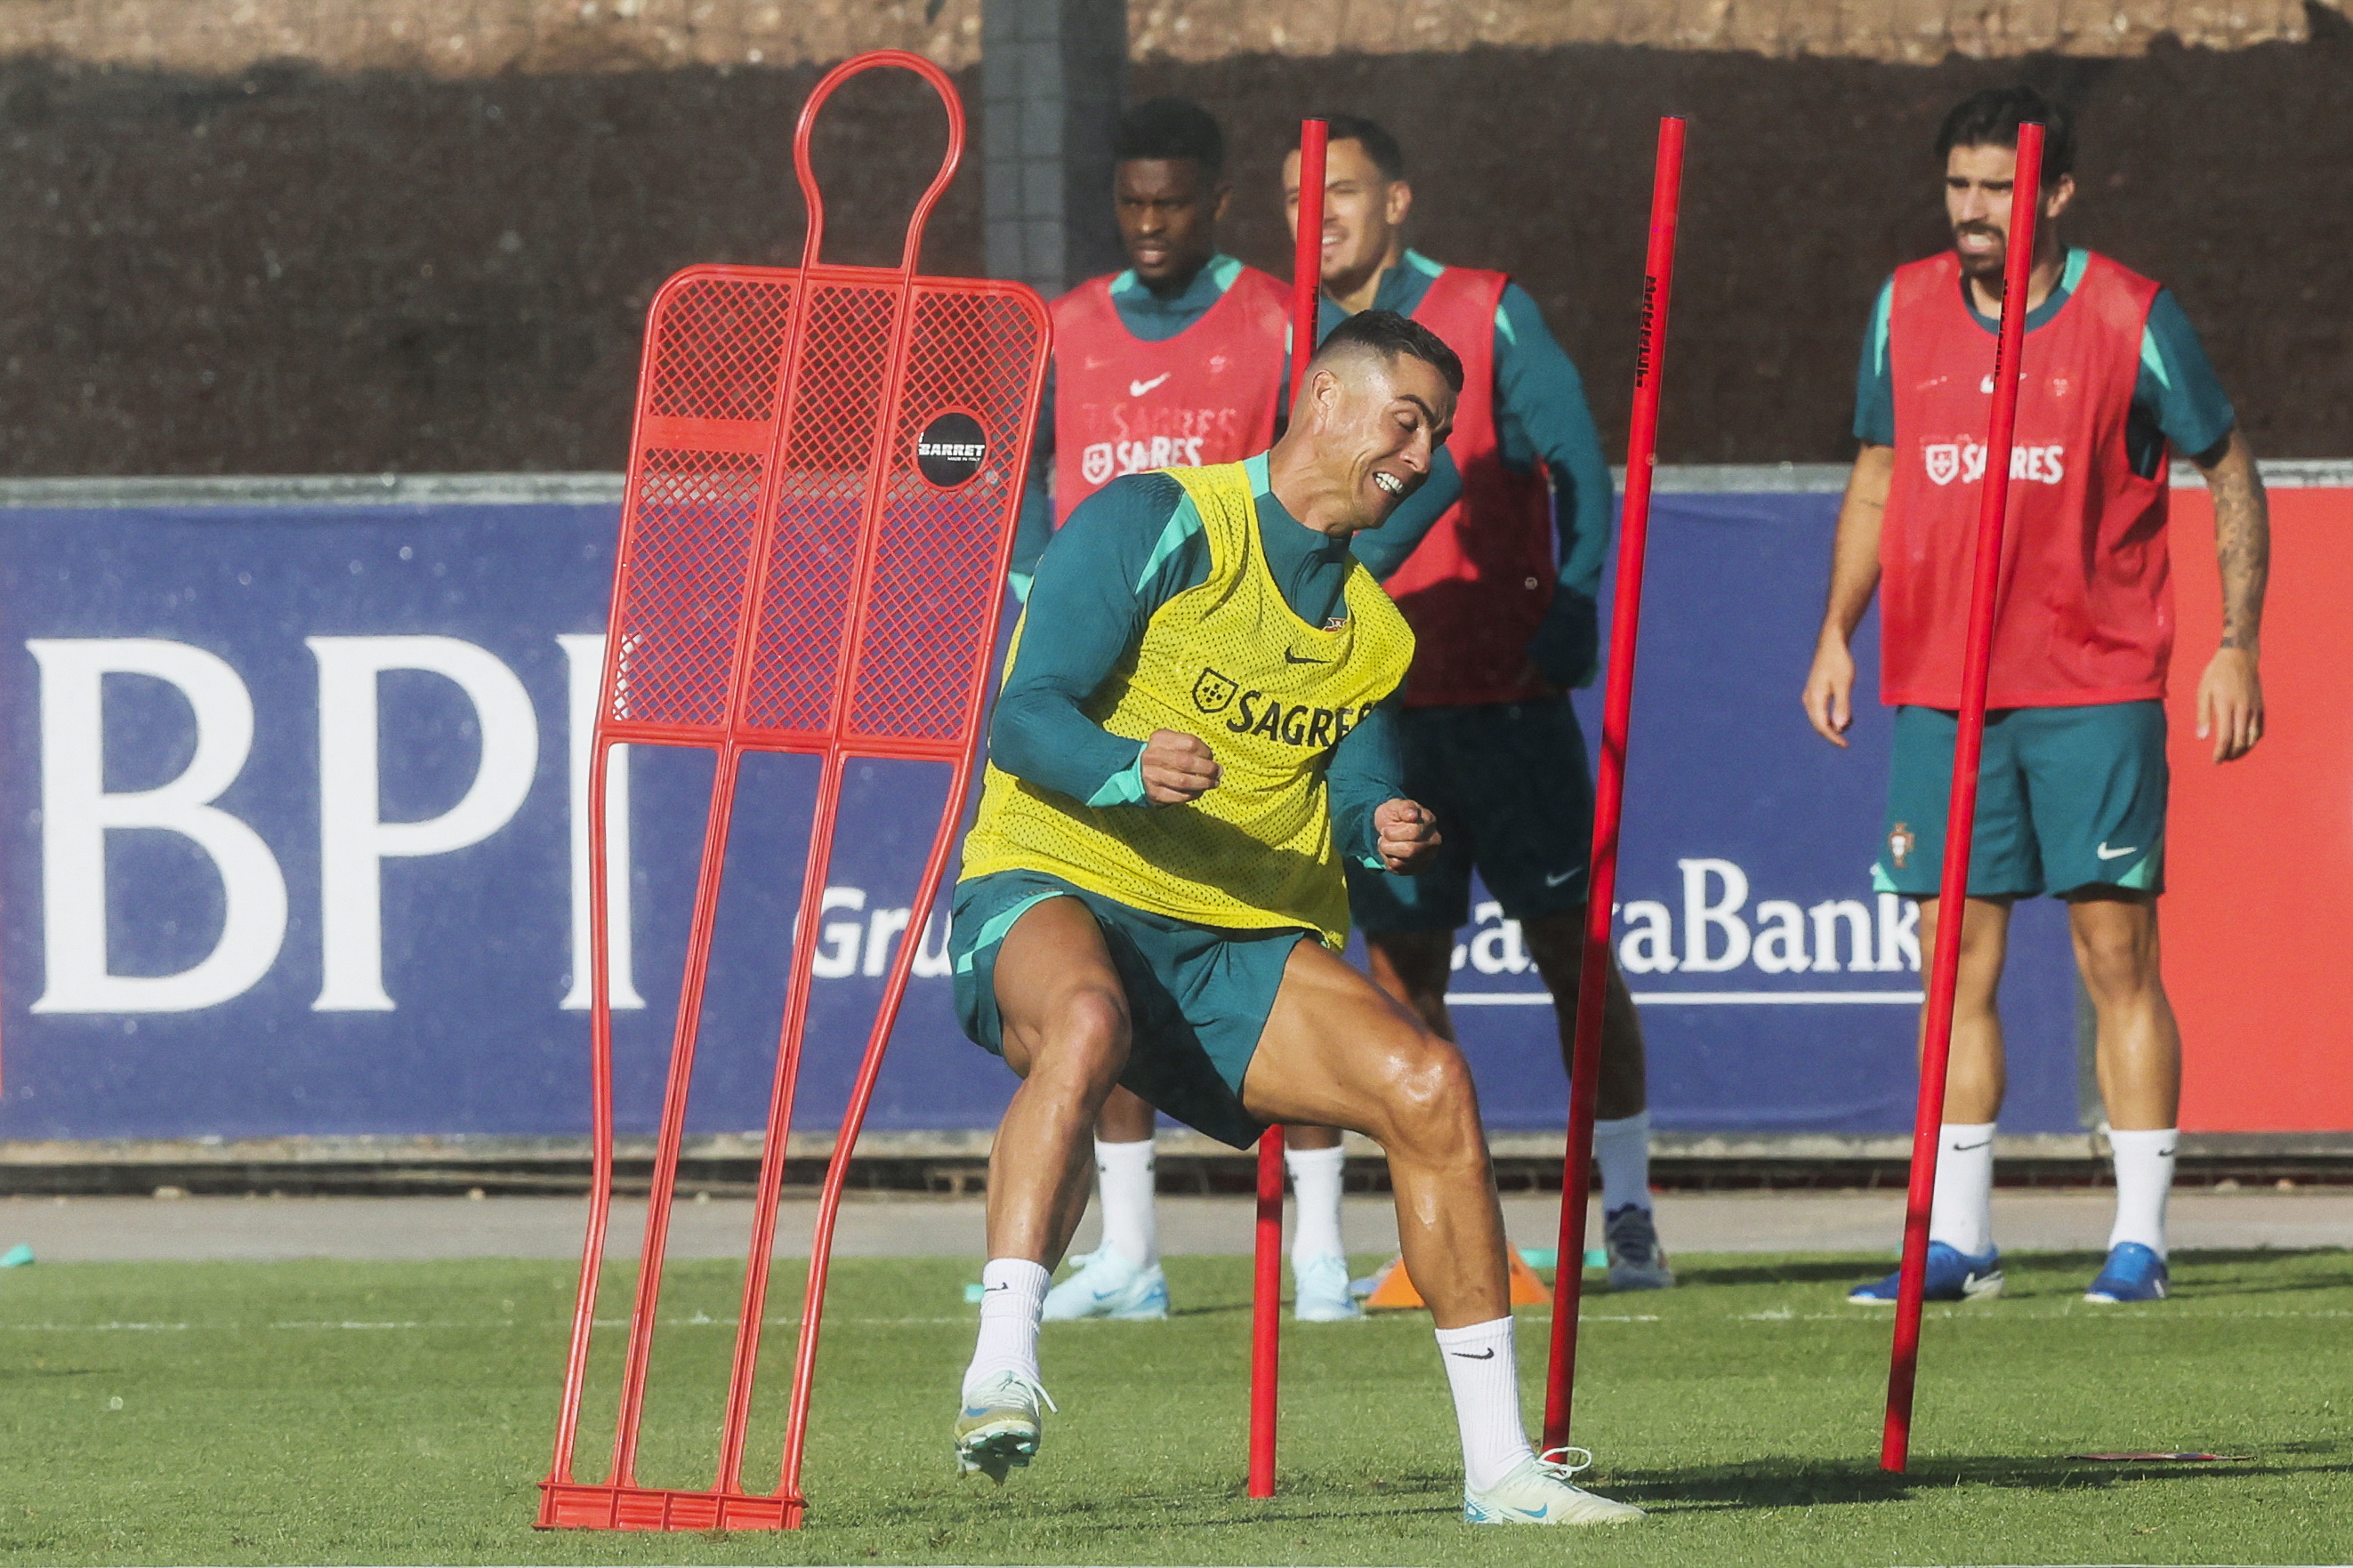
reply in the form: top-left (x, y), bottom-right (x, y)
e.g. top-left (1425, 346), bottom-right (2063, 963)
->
top-left (1345, 697), bottom-right (1597, 935)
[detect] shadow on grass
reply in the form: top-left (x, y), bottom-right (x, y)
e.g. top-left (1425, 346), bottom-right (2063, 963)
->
top-left (1611, 1451), bottom-right (2353, 1512)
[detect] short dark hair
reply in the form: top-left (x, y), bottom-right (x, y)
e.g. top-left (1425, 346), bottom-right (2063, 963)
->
top-left (1318, 114), bottom-right (1405, 181)
top-left (1935, 86), bottom-right (2076, 184)
top-left (1115, 98), bottom-right (1225, 174)
top-left (1309, 309), bottom-right (1463, 396)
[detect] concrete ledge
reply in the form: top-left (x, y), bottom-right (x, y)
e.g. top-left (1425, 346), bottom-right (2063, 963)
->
top-left (4, 460), bottom-right (2347, 511)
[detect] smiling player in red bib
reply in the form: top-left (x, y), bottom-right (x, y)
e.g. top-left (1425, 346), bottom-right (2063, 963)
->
top-left (1015, 100), bottom-right (1293, 1328)
top-left (1803, 88), bottom-right (2271, 1307)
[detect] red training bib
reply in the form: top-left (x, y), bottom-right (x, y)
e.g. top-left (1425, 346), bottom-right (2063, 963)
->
top-left (1881, 249), bottom-right (2172, 709)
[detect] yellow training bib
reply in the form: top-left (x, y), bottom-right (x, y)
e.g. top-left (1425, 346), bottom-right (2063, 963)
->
top-left (961, 462), bottom-right (1414, 947)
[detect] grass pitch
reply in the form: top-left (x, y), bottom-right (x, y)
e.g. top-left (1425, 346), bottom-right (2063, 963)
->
top-left (0, 1246), bottom-right (2347, 1565)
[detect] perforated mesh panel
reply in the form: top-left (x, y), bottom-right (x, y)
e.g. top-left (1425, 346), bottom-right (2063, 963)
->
top-left (848, 288), bottom-right (1046, 742)
top-left (600, 262), bottom-right (1044, 753)
top-left (646, 277), bottom-right (796, 422)
top-left (609, 449), bottom-right (767, 731)
top-left (741, 284), bottom-right (898, 737)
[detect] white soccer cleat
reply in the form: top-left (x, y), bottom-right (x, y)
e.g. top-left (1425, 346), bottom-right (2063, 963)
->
top-left (1464, 1448), bottom-right (1646, 1525)
top-left (1292, 1251), bottom-right (1362, 1322)
top-left (1041, 1248), bottom-right (1169, 1321)
top-left (953, 1371), bottom-right (1056, 1482)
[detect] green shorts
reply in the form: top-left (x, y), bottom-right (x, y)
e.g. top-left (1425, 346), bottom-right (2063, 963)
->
top-left (948, 869), bottom-right (1312, 1150)
top-left (1874, 700), bottom-right (2167, 900)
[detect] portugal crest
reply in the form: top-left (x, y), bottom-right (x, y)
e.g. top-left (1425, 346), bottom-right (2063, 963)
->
top-left (1923, 444), bottom-right (1962, 486)
top-left (1191, 667), bottom-right (1237, 714)
top-left (1889, 821), bottom-right (1915, 870)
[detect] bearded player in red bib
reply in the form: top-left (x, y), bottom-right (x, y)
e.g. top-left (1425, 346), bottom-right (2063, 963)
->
top-left (1272, 116), bottom-right (1673, 1310)
top-left (1804, 88), bottom-right (2270, 1307)
top-left (1020, 98), bottom-right (1293, 1326)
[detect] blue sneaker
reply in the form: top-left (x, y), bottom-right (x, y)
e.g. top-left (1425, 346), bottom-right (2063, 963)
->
top-left (2084, 1242), bottom-right (2169, 1303)
top-left (1847, 1242), bottom-right (2004, 1304)
top-left (1041, 1249), bottom-right (1168, 1321)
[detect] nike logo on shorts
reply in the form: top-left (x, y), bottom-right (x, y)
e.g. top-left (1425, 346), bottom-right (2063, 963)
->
top-left (1128, 373), bottom-right (1172, 398)
top-left (1448, 1347), bottom-right (1496, 1360)
top-left (2096, 841), bottom-right (2138, 860)
top-left (1544, 870), bottom-right (1581, 888)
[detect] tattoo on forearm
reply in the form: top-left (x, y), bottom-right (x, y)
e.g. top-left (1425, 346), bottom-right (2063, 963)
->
top-left (2212, 451), bottom-right (2270, 652)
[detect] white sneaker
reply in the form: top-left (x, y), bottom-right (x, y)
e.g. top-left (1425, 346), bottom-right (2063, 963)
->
top-left (1292, 1251), bottom-right (1361, 1322)
top-left (953, 1370), bottom-right (1056, 1482)
top-left (1464, 1449), bottom-right (1646, 1525)
top-left (1041, 1248), bottom-right (1169, 1321)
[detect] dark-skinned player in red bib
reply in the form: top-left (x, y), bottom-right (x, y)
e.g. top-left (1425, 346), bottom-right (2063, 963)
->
top-left (1275, 115), bottom-right (1672, 1308)
top-left (1804, 88), bottom-right (2270, 1307)
top-left (1018, 98), bottom-right (1294, 1326)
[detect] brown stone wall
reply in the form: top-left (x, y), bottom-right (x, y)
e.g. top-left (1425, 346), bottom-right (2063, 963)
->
top-left (2, 29), bottom-right (2347, 474)
top-left (0, 0), bottom-right (2335, 74)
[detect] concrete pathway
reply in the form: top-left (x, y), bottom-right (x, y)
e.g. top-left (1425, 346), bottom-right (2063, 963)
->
top-left (0, 1188), bottom-right (2343, 1264)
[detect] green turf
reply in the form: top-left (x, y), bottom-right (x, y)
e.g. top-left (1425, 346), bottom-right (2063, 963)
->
top-left (0, 1247), bottom-right (2347, 1565)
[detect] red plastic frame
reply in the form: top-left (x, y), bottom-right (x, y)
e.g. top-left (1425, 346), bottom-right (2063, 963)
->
top-left (1541, 115), bottom-right (1685, 1454)
top-left (536, 50), bottom-right (1050, 1531)
top-left (1881, 123), bottom-right (2047, 1476)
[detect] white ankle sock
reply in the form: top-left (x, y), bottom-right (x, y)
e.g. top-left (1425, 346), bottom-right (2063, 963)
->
top-left (1435, 1315), bottom-right (1535, 1492)
top-left (963, 1258), bottom-right (1049, 1397)
top-left (1284, 1143), bottom-right (1348, 1265)
top-left (1092, 1138), bottom-right (1158, 1267)
top-left (1926, 1122), bottom-right (1997, 1258)
top-left (1591, 1111), bottom-right (1653, 1213)
top-left (2107, 1128), bottom-right (2177, 1258)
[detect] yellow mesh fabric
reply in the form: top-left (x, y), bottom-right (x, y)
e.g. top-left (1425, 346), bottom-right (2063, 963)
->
top-left (961, 462), bottom-right (1414, 947)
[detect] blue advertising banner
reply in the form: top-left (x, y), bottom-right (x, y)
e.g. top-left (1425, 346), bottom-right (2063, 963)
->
top-left (0, 487), bottom-right (2077, 1145)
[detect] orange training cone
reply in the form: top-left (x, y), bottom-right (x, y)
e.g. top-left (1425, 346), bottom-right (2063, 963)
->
top-left (1362, 1251), bottom-right (1552, 1310)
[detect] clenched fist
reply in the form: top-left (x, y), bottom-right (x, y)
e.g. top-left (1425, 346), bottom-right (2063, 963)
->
top-left (1373, 799), bottom-right (1441, 873)
top-left (1140, 728), bottom-right (1221, 805)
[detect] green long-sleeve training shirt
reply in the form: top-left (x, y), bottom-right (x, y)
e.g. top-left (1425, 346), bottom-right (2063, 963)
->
top-left (989, 453), bottom-right (1405, 870)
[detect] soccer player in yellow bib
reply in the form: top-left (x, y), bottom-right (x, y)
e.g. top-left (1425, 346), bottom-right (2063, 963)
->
top-left (946, 310), bottom-right (1643, 1526)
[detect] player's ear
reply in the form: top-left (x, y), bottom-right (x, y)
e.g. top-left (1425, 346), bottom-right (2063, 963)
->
top-left (1212, 180), bottom-right (1232, 226)
top-left (2043, 173), bottom-right (2076, 221)
top-left (1386, 178), bottom-right (1414, 228)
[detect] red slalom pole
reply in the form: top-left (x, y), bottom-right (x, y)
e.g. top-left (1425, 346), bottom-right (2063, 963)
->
top-left (1881, 121), bottom-right (2045, 1475)
top-left (1540, 115), bottom-right (1684, 1456)
top-left (1248, 115), bottom-right (1326, 1502)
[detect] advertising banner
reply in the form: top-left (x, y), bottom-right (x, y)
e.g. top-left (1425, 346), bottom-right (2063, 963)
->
top-left (12, 478), bottom-right (2262, 1146)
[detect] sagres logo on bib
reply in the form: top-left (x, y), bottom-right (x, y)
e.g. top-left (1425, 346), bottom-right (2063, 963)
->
top-left (1920, 437), bottom-right (2067, 486)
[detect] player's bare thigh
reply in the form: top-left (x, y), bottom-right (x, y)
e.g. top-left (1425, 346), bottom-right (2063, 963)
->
top-left (1240, 936), bottom-right (1480, 1148)
top-left (990, 895), bottom-right (1132, 1082)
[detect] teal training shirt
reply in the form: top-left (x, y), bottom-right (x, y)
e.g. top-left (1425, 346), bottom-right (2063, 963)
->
top-left (1852, 247), bottom-right (2236, 474)
top-left (1322, 251), bottom-right (1616, 689)
top-left (992, 453), bottom-right (1405, 868)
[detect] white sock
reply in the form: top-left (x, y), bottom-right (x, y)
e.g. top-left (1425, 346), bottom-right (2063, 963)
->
top-left (1926, 1122), bottom-right (1997, 1258)
top-left (1591, 1111), bottom-right (1653, 1214)
top-left (1092, 1138), bottom-right (1158, 1267)
top-left (1284, 1143), bottom-right (1348, 1265)
top-left (2107, 1128), bottom-right (2177, 1258)
top-left (1435, 1315), bottom-right (1535, 1492)
top-left (963, 1258), bottom-right (1049, 1397)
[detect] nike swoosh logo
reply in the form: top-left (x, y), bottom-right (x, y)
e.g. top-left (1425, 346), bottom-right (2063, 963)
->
top-left (1543, 870), bottom-right (1580, 888)
top-left (2096, 842), bottom-right (2138, 860)
top-left (1950, 1139), bottom-right (1992, 1152)
top-left (1283, 648), bottom-right (1327, 664)
top-left (984, 1283), bottom-right (1011, 1292)
top-left (1448, 1347), bottom-right (1496, 1360)
top-left (1128, 373), bottom-right (1172, 398)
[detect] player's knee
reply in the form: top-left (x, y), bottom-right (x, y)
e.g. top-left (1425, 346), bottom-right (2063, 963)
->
top-left (1368, 1033), bottom-right (1483, 1152)
top-left (2073, 921), bottom-right (2158, 999)
top-left (1035, 985), bottom-right (1132, 1088)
